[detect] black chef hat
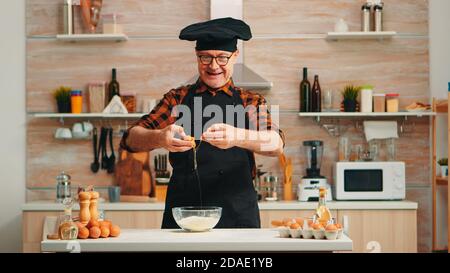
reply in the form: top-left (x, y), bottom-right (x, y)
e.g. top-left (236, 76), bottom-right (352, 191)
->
top-left (179, 17), bottom-right (252, 52)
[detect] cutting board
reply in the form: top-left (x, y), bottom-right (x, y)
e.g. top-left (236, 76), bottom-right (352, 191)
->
top-left (114, 149), bottom-right (155, 197)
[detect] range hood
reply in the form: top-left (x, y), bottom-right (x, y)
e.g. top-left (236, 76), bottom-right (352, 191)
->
top-left (187, 0), bottom-right (273, 90)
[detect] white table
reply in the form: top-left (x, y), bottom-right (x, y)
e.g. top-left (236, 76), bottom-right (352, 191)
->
top-left (41, 228), bottom-right (353, 253)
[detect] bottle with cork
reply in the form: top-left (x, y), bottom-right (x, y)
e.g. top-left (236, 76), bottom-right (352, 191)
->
top-left (315, 187), bottom-right (332, 226)
top-left (58, 197), bottom-right (78, 240)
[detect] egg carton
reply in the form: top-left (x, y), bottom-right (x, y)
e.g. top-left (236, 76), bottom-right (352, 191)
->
top-left (276, 226), bottom-right (343, 240)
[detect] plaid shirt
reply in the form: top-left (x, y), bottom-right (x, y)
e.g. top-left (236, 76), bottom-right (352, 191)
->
top-left (120, 78), bottom-right (285, 176)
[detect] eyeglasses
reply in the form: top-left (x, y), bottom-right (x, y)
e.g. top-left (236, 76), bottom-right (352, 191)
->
top-left (197, 53), bottom-right (234, 66)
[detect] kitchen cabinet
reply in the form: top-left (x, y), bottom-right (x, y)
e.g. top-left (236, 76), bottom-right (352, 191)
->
top-left (23, 201), bottom-right (417, 253)
top-left (337, 210), bottom-right (417, 253)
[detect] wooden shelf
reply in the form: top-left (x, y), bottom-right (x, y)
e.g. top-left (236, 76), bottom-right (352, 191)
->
top-left (298, 111), bottom-right (435, 117)
top-left (436, 177), bottom-right (448, 186)
top-left (29, 113), bottom-right (145, 118)
top-left (326, 31), bottom-right (397, 40)
top-left (56, 33), bottom-right (128, 42)
top-left (435, 99), bottom-right (448, 113)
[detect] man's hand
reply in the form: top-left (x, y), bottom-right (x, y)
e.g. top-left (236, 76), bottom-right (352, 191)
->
top-left (160, 124), bottom-right (193, 152)
top-left (202, 123), bottom-right (242, 150)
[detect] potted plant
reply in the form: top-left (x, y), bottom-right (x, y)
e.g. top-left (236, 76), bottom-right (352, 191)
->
top-left (341, 85), bottom-right (361, 112)
top-left (438, 158), bottom-right (448, 178)
top-left (53, 86), bottom-right (72, 113)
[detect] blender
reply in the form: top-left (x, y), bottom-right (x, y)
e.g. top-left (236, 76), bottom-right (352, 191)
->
top-left (298, 140), bottom-right (332, 202)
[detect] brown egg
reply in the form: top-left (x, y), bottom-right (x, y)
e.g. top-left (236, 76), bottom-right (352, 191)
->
top-left (282, 218), bottom-right (293, 226)
top-left (312, 223), bottom-right (324, 230)
top-left (75, 222), bottom-right (85, 229)
top-left (87, 220), bottom-right (100, 229)
top-left (102, 220), bottom-right (113, 229)
top-left (295, 218), bottom-right (304, 227)
top-left (100, 226), bottom-right (110, 238)
top-left (326, 224), bottom-right (338, 231)
top-left (271, 220), bottom-right (283, 227)
top-left (110, 225), bottom-right (121, 237)
top-left (290, 223), bottom-right (300, 229)
top-left (89, 226), bottom-right (101, 239)
top-left (78, 227), bottom-right (89, 239)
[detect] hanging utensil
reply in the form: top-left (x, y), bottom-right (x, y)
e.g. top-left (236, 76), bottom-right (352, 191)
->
top-left (107, 127), bottom-right (116, 174)
top-left (101, 127), bottom-right (108, 170)
top-left (90, 127), bottom-right (100, 173)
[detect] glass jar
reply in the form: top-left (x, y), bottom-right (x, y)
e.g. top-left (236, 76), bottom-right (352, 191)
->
top-left (386, 93), bottom-right (399, 112)
top-left (70, 90), bottom-right (83, 114)
top-left (373, 94), bottom-right (386, 112)
top-left (56, 171), bottom-right (71, 203)
top-left (102, 13), bottom-right (123, 34)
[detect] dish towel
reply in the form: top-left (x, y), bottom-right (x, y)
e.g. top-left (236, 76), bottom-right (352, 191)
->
top-left (363, 121), bottom-right (398, 142)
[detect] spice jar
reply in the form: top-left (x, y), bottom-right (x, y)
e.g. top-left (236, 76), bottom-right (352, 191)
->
top-left (386, 93), bottom-right (399, 112)
top-left (373, 94), bottom-right (386, 112)
top-left (361, 3), bottom-right (372, 32)
top-left (70, 90), bottom-right (83, 114)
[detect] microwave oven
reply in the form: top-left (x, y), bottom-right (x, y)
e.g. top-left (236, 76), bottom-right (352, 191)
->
top-left (333, 161), bottom-right (405, 200)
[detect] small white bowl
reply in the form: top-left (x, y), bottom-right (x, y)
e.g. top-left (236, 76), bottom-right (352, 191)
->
top-left (277, 226), bottom-right (291, 238)
top-left (301, 228), bottom-right (314, 239)
top-left (313, 229), bottom-right (325, 239)
top-left (289, 228), bottom-right (302, 238)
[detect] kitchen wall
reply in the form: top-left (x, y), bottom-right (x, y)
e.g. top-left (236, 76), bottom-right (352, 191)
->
top-left (25, 0), bottom-right (433, 251)
top-left (0, 0), bottom-right (26, 252)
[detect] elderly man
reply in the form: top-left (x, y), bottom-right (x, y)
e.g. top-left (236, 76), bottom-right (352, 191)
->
top-left (120, 17), bottom-right (284, 229)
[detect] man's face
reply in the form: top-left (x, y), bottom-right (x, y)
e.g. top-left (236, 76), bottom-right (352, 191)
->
top-left (196, 50), bottom-right (239, 89)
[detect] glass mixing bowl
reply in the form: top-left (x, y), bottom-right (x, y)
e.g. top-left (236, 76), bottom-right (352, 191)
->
top-left (172, 206), bottom-right (222, 232)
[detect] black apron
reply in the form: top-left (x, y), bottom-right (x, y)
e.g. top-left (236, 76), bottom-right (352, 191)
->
top-left (161, 82), bottom-right (260, 228)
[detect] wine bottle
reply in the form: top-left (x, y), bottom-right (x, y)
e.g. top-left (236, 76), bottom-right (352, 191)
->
top-left (300, 67), bottom-right (311, 112)
top-left (108, 68), bottom-right (120, 102)
top-left (311, 75), bottom-right (322, 112)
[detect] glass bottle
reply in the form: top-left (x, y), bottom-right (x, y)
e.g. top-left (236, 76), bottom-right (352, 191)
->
top-left (315, 187), bottom-right (332, 226)
top-left (108, 68), bottom-right (120, 103)
top-left (311, 75), bottom-right (322, 112)
top-left (300, 67), bottom-right (311, 112)
top-left (58, 198), bottom-right (78, 240)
